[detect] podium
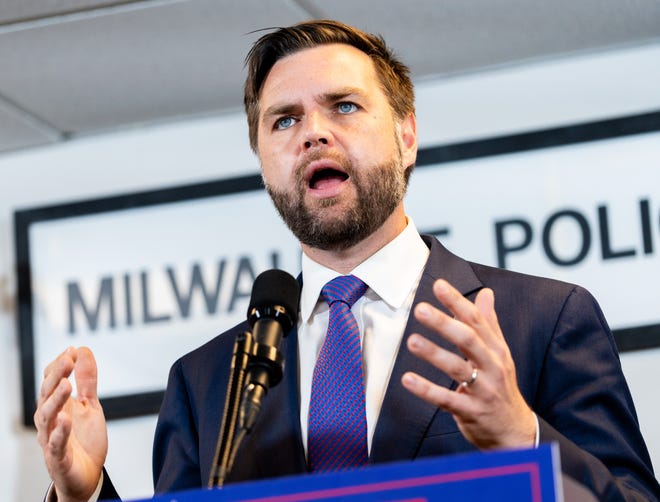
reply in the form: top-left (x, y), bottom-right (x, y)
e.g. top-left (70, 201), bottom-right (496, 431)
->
top-left (131, 443), bottom-right (595, 501)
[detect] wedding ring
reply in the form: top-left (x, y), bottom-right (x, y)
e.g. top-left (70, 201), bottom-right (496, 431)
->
top-left (461, 367), bottom-right (478, 388)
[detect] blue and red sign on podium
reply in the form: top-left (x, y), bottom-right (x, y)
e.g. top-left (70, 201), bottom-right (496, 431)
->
top-left (133, 443), bottom-right (560, 501)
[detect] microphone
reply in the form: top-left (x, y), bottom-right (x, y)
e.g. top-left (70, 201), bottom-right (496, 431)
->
top-left (240, 269), bottom-right (300, 431)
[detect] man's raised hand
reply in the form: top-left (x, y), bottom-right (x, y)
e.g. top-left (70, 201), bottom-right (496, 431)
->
top-left (34, 347), bottom-right (108, 502)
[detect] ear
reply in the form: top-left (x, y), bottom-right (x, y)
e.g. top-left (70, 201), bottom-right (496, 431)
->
top-left (399, 112), bottom-right (418, 168)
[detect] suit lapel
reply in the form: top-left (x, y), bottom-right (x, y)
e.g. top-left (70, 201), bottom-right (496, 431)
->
top-left (370, 236), bottom-right (483, 462)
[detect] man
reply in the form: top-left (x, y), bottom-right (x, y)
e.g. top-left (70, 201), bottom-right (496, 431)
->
top-left (35, 20), bottom-right (659, 501)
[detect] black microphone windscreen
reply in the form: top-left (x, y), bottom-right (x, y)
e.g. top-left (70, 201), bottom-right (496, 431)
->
top-left (247, 269), bottom-right (300, 326)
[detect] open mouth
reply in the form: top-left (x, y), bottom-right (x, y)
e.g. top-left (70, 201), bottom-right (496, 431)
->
top-left (308, 167), bottom-right (349, 190)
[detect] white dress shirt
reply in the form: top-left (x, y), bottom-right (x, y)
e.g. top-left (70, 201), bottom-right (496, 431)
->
top-left (297, 217), bottom-right (430, 454)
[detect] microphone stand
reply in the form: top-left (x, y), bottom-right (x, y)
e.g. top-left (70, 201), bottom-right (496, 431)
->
top-left (207, 326), bottom-right (285, 489)
top-left (208, 331), bottom-right (253, 489)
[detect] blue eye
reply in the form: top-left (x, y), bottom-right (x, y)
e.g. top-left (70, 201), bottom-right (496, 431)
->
top-left (337, 102), bottom-right (358, 114)
top-left (275, 117), bottom-right (295, 130)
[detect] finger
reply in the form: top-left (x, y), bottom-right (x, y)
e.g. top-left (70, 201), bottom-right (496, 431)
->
top-left (402, 371), bottom-right (475, 416)
top-left (38, 348), bottom-right (75, 407)
top-left (73, 347), bottom-right (99, 401)
top-left (474, 288), bottom-right (515, 365)
top-left (407, 333), bottom-right (476, 385)
top-left (474, 288), bottom-right (501, 338)
top-left (35, 377), bottom-right (72, 445)
top-left (414, 301), bottom-right (492, 370)
top-left (46, 410), bottom-right (73, 464)
top-left (432, 280), bottom-right (499, 347)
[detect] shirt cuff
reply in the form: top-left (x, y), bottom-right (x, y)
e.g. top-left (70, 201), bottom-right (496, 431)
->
top-left (45, 473), bottom-right (104, 502)
top-left (533, 412), bottom-right (540, 447)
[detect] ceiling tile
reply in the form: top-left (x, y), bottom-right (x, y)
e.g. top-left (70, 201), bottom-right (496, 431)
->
top-left (0, 0), bottom-right (124, 24)
top-left (0, 100), bottom-right (59, 152)
top-left (305, 0), bottom-right (660, 76)
top-left (1, 0), bottom-right (659, 158)
top-left (0, 0), bottom-right (309, 134)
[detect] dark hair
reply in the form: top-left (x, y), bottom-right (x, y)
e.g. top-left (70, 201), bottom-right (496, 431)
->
top-left (244, 19), bottom-right (415, 152)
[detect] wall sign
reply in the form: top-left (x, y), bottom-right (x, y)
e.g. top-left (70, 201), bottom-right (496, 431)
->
top-left (410, 111), bottom-right (660, 353)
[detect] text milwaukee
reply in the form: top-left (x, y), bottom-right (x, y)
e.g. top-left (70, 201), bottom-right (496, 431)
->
top-left (66, 253), bottom-right (282, 334)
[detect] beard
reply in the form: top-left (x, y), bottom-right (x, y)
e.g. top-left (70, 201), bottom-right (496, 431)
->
top-left (265, 149), bottom-right (410, 251)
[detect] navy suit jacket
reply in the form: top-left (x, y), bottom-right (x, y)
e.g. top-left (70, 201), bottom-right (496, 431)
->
top-left (142, 236), bottom-right (659, 501)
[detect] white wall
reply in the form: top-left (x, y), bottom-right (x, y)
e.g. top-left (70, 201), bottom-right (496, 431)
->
top-left (2, 42), bottom-right (660, 501)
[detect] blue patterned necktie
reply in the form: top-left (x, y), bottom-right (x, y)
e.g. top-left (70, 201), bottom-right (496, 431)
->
top-left (308, 275), bottom-right (369, 472)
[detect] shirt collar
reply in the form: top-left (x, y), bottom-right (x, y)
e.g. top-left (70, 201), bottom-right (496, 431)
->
top-left (299, 217), bottom-right (430, 324)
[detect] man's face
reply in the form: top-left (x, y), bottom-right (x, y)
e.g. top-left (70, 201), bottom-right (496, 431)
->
top-left (256, 43), bottom-right (417, 251)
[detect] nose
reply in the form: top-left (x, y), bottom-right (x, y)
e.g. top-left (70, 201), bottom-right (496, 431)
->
top-left (302, 112), bottom-right (333, 150)
top-left (304, 137), bottom-right (328, 149)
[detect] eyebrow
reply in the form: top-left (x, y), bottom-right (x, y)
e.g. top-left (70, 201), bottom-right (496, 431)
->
top-left (261, 87), bottom-right (367, 122)
top-left (262, 103), bottom-right (300, 122)
top-left (321, 87), bottom-right (366, 103)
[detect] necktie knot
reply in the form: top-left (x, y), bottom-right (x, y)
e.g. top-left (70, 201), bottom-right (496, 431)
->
top-left (321, 275), bottom-right (367, 309)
